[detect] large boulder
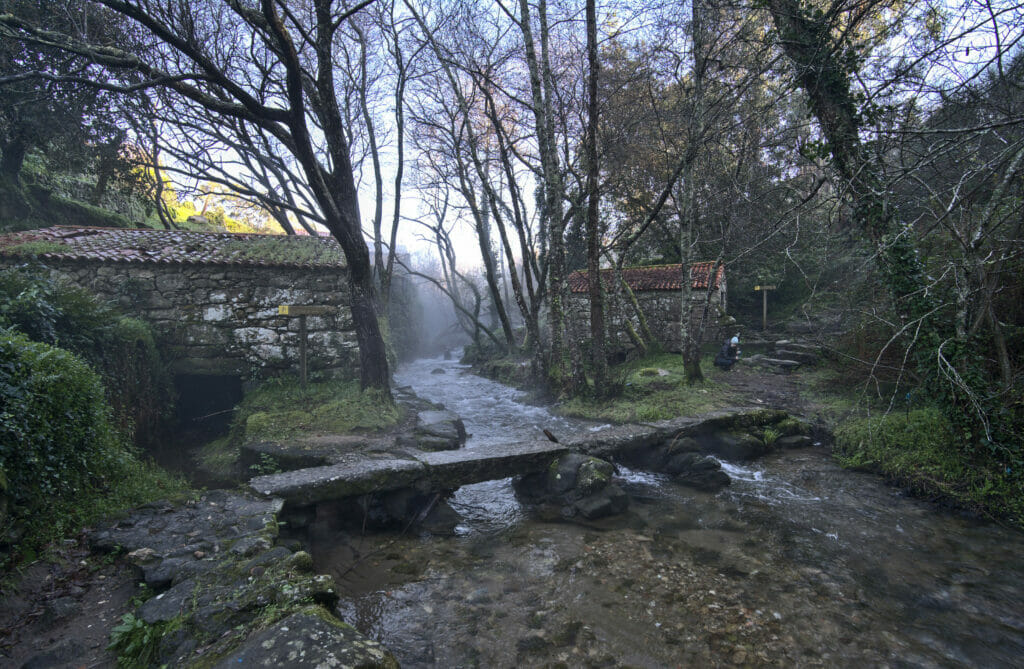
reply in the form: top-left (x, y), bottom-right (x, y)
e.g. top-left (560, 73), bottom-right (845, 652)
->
top-left (665, 452), bottom-right (731, 491)
top-left (515, 453), bottom-right (629, 520)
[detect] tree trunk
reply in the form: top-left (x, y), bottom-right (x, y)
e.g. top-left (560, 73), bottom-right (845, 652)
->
top-left (0, 134), bottom-right (28, 182)
top-left (680, 0), bottom-right (706, 384)
top-left (585, 0), bottom-right (607, 392)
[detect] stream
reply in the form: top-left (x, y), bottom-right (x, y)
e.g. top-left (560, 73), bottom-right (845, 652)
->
top-left (306, 354), bottom-right (1024, 668)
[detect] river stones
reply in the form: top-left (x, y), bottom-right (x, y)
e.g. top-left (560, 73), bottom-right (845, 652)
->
top-left (666, 452), bottom-right (731, 491)
top-left (704, 430), bottom-right (768, 461)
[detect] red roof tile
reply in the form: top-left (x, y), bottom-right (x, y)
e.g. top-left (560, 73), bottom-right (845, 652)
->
top-left (567, 262), bottom-right (724, 293)
top-left (0, 226), bottom-right (346, 269)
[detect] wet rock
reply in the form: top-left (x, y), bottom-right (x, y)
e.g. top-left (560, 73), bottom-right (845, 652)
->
top-left (706, 431), bottom-right (767, 461)
top-left (466, 588), bottom-right (492, 604)
top-left (573, 485), bottom-right (630, 519)
top-left (431, 367), bottom-right (446, 374)
top-left (515, 454), bottom-right (629, 520)
top-left (517, 631), bottom-right (552, 654)
top-left (414, 409), bottom-right (467, 451)
top-left (87, 490), bottom-right (390, 667)
top-left (776, 434), bottom-right (814, 449)
top-left (42, 596), bottom-right (81, 625)
top-left (669, 454), bottom-right (731, 492)
top-left (21, 639), bottom-right (87, 669)
top-left (212, 608), bottom-right (398, 669)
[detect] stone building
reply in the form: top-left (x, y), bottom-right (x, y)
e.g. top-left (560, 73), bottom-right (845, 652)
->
top-left (0, 226), bottom-right (357, 405)
top-left (567, 262), bottom-right (727, 353)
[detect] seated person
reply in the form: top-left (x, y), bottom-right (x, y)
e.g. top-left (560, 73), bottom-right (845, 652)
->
top-left (714, 335), bottom-right (741, 370)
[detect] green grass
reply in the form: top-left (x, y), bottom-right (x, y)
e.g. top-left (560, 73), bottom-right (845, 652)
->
top-left (555, 352), bottom-right (731, 422)
top-left (237, 377), bottom-right (402, 443)
top-left (835, 408), bottom-right (1024, 526)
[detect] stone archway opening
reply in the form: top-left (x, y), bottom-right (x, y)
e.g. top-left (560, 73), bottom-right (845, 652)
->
top-left (173, 373), bottom-right (244, 439)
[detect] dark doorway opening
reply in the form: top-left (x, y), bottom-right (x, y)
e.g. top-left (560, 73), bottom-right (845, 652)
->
top-left (174, 374), bottom-right (244, 437)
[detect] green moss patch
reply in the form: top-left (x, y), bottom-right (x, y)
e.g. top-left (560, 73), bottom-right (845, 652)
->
top-left (238, 379), bottom-right (402, 443)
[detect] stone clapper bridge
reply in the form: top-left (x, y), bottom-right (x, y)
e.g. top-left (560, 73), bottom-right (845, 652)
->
top-left (248, 405), bottom-right (815, 524)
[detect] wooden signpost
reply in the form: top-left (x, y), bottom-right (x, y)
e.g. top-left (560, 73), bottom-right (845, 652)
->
top-left (278, 305), bottom-right (336, 387)
top-left (754, 285), bottom-right (776, 331)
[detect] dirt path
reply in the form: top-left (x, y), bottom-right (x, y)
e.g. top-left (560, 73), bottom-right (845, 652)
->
top-left (0, 535), bottom-right (135, 669)
top-left (719, 366), bottom-right (813, 414)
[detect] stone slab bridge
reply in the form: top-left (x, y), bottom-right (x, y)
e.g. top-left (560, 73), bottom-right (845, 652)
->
top-left (249, 408), bottom-right (813, 509)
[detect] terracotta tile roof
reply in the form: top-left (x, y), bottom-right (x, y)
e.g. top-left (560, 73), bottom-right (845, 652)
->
top-left (0, 226), bottom-right (346, 268)
top-left (567, 262), bottom-right (724, 293)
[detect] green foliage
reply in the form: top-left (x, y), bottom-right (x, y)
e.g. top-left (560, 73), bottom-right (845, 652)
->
top-left (835, 408), bottom-right (1024, 525)
top-left (249, 452), bottom-right (282, 476)
top-left (108, 612), bottom-right (179, 669)
top-left (556, 352), bottom-right (727, 422)
top-left (0, 266), bottom-right (173, 444)
top-left (221, 236), bottom-right (344, 265)
top-left (0, 329), bottom-right (189, 566)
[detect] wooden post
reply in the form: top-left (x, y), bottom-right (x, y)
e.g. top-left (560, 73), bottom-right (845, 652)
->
top-left (299, 314), bottom-right (308, 388)
top-left (278, 305), bottom-right (336, 388)
top-left (754, 285), bottom-right (776, 331)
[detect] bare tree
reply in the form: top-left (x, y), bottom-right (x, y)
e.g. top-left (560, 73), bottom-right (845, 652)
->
top-left (1, 0), bottom-right (393, 390)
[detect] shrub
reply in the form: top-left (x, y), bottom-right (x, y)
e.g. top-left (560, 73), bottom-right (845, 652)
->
top-left (0, 329), bottom-right (187, 565)
top-left (0, 266), bottom-right (172, 444)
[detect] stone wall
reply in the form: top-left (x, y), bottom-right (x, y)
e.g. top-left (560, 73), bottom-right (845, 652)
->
top-left (567, 287), bottom-right (726, 354)
top-left (2, 258), bottom-right (356, 378)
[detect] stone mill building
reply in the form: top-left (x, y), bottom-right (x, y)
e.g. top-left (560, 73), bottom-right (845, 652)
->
top-left (0, 225), bottom-right (356, 417)
top-left (567, 262), bottom-right (728, 353)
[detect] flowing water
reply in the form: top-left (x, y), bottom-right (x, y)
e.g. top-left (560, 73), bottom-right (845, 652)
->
top-left (307, 355), bottom-right (1024, 668)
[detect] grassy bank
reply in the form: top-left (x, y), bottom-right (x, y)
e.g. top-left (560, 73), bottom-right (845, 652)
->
top-left (196, 377), bottom-right (403, 480)
top-left (835, 408), bottom-right (1024, 525)
top-left (554, 353), bottom-right (732, 422)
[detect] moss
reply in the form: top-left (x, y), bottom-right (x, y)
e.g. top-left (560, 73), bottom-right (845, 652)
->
top-left (835, 408), bottom-right (1024, 526)
top-left (220, 236), bottom-right (344, 265)
top-left (775, 417), bottom-right (809, 436)
top-left (5, 240), bottom-right (68, 255)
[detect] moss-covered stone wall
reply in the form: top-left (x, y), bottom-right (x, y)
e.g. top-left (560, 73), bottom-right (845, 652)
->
top-left (0, 257), bottom-right (356, 379)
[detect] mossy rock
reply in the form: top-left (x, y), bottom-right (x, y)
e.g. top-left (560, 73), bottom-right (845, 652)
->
top-left (575, 458), bottom-right (614, 497)
top-left (775, 417), bottom-right (810, 436)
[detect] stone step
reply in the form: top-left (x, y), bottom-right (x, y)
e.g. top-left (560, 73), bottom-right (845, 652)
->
top-left (774, 349), bottom-right (819, 365)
